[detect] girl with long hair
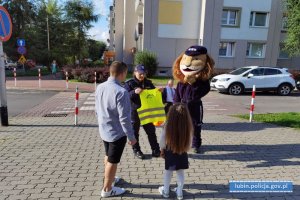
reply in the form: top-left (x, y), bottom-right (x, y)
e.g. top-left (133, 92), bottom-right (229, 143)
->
top-left (158, 104), bottom-right (194, 199)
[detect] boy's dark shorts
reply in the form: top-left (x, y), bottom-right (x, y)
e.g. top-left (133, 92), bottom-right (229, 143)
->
top-left (103, 136), bottom-right (127, 164)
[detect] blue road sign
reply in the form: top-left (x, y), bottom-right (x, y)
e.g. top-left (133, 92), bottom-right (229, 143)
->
top-left (17, 46), bottom-right (26, 55)
top-left (0, 6), bottom-right (12, 42)
top-left (17, 39), bottom-right (25, 47)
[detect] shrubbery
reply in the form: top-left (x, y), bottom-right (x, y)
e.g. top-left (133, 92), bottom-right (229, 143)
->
top-left (290, 70), bottom-right (300, 81)
top-left (134, 50), bottom-right (158, 78)
top-left (62, 65), bottom-right (109, 83)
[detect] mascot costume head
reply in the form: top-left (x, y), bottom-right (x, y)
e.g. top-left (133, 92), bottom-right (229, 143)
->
top-left (173, 45), bottom-right (214, 84)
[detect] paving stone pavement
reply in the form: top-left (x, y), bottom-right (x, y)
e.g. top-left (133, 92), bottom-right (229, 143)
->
top-left (1, 106), bottom-right (300, 200)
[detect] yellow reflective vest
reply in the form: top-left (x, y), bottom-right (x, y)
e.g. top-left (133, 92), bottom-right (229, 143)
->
top-left (137, 89), bottom-right (166, 125)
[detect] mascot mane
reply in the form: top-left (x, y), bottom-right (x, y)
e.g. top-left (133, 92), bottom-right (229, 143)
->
top-left (172, 51), bottom-right (215, 83)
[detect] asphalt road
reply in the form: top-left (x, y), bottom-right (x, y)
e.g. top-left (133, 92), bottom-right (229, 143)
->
top-left (6, 90), bottom-right (58, 117)
top-left (203, 90), bottom-right (300, 115)
top-left (3, 89), bottom-right (300, 118)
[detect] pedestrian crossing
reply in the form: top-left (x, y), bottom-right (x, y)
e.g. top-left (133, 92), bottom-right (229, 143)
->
top-left (44, 92), bottom-right (227, 117)
top-left (76, 93), bottom-right (227, 113)
top-left (80, 93), bottom-right (95, 111)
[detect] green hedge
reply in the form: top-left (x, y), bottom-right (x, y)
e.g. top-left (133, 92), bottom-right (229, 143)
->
top-left (134, 50), bottom-right (158, 78)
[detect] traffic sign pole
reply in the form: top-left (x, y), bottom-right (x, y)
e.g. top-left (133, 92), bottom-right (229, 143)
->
top-left (0, 41), bottom-right (8, 126)
top-left (0, 6), bottom-right (12, 126)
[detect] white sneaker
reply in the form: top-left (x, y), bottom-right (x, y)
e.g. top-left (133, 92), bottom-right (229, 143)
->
top-left (112, 176), bottom-right (121, 186)
top-left (101, 186), bottom-right (126, 198)
top-left (158, 186), bottom-right (169, 198)
top-left (174, 187), bottom-right (183, 200)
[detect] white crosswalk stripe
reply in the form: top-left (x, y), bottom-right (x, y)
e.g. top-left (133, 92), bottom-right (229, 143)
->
top-left (80, 106), bottom-right (95, 111)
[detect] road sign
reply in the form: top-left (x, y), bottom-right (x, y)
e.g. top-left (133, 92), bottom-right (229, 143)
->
top-left (0, 6), bottom-right (12, 42)
top-left (17, 39), bottom-right (25, 47)
top-left (18, 55), bottom-right (26, 64)
top-left (17, 46), bottom-right (26, 55)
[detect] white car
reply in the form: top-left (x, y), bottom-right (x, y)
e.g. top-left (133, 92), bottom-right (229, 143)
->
top-left (4, 60), bottom-right (17, 70)
top-left (210, 66), bottom-right (296, 96)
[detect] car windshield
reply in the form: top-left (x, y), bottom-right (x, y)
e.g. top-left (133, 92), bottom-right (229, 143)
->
top-left (229, 68), bottom-right (252, 75)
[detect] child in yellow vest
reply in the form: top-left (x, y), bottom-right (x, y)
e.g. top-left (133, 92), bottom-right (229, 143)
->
top-left (158, 104), bottom-right (193, 200)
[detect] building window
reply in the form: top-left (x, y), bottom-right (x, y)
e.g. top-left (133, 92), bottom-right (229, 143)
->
top-left (219, 42), bottom-right (235, 57)
top-left (222, 9), bottom-right (240, 26)
top-left (249, 11), bottom-right (269, 27)
top-left (246, 43), bottom-right (266, 58)
top-left (282, 13), bottom-right (288, 31)
top-left (279, 43), bottom-right (289, 59)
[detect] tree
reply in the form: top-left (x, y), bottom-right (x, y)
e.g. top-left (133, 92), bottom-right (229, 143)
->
top-left (1, 0), bottom-right (37, 61)
top-left (1, 0), bottom-right (102, 67)
top-left (284, 0), bottom-right (300, 56)
top-left (87, 39), bottom-right (107, 61)
top-left (64, 0), bottom-right (99, 62)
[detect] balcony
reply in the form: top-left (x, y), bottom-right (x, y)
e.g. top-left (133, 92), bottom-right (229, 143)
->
top-left (135, 0), bottom-right (144, 16)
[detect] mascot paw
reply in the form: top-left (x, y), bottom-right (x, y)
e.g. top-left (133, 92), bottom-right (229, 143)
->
top-left (184, 75), bottom-right (197, 84)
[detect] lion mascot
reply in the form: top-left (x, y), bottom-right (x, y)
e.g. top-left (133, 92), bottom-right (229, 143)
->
top-left (173, 45), bottom-right (214, 153)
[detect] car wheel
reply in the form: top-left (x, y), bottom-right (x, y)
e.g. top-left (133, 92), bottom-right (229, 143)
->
top-left (228, 83), bottom-right (243, 95)
top-left (277, 84), bottom-right (292, 96)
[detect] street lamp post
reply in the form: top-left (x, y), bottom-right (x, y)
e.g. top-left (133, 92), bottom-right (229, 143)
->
top-left (46, 15), bottom-right (50, 51)
top-left (46, 15), bottom-right (50, 67)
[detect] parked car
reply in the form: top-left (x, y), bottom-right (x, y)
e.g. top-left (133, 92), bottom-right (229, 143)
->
top-left (17, 59), bottom-right (36, 70)
top-left (210, 66), bottom-right (296, 96)
top-left (4, 60), bottom-right (17, 70)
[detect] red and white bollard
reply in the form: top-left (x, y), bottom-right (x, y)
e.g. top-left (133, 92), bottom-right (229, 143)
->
top-left (94, 71), bottom-right (97, 91)
top-left (38, 68), bottom-right (41, 88)
top-left (13, 68), bottom-right (16, 87)
top-left (66, 71), bottom-right (69, 89)
top-left (75, 86), bottom-right (79, 125)
top-left (249, 85), bottom-right (256, 122)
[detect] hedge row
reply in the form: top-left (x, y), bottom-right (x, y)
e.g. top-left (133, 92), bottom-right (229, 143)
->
top-left (62, 65), bottom-right (109, 83)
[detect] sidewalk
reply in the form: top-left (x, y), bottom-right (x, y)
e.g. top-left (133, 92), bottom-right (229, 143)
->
top-left (1, 112), bottom-right (299, 199)
top-left (1, 78), bottom-right (300, 199)
top-left (6, 75), bottom-right (96, 92)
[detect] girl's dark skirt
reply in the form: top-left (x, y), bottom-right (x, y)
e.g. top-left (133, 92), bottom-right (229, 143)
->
top-left (165, 149), bottom-right (189, 170)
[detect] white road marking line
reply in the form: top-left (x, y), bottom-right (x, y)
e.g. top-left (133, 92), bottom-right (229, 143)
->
top-left (51, 111), bottom-right (74, 114)
top-left (84, 101), bottom-right (95, 105)
top-left (80, 106), bottom-right (95, 111)
top-left (63, 108), bottom-right (73, 110)
top-left (206, 108), bottom-right (227, 111)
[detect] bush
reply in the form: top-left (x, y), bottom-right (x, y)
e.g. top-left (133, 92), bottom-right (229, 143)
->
top-left (134, 50), bottom-right (158, 78)
top-left (62, 65), bottom-right (109, 83)
top-left (290, 70), bottom-right (300, 81)
top-left (93, 60), bottom-right (105, 67)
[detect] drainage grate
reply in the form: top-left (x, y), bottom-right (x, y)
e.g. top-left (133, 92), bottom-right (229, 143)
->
top-left (43, 113), bottom-right (68, 117)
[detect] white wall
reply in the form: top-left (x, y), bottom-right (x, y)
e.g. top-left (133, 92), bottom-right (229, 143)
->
top-left (221, 0), bottom-right (272, 41)
top-left (158, 0), bottom-right (201, 39)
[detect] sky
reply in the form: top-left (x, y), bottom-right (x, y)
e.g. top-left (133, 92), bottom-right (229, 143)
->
top-left (88, 0), bottom-right (113, 43)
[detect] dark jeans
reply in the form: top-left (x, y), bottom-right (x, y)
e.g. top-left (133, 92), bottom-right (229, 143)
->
top-left (131, 110), bottom-right (160, 152)
top-left (187, 102), bottom-right (203, 148)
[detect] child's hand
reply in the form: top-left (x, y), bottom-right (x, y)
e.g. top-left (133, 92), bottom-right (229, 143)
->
top-left (134, 88), bottom-right (143, 94)
top-left (157, 87), bottom-right (164, 92)
top-left (160, 149), bottom-right (165, 159)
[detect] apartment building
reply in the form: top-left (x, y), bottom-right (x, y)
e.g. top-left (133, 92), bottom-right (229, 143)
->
top-left (110, 0), bottom-right (299, 75)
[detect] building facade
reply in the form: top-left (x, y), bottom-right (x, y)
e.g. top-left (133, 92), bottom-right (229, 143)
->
top-left (110, 0), bottom-right (299, 75)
